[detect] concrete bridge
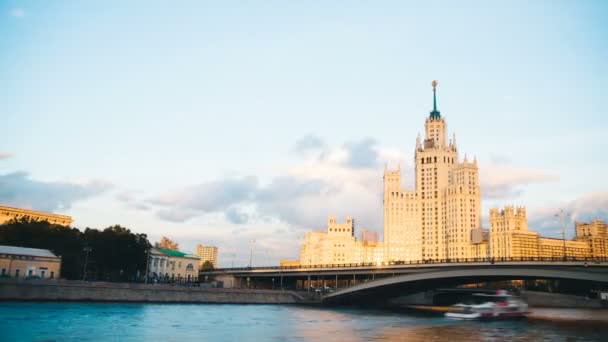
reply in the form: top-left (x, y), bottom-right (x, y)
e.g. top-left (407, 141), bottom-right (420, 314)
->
top-left (201, 259), bottom-right (608, 304)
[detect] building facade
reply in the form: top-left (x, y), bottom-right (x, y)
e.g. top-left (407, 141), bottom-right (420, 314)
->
top-left (196, 244), bottom-right (218, 268)
top-left (148, 247), bottom-right (199, 283)
top-left (0, 245), bottom-right (61, 279)
top-left (0, 205), bottom-right (73, 227)
top-left (292, 82), bottom-right (607, 267)
top-left (384, 81), bottom-right (483, 262)
top-left (489, 207), bottom-right (607, 259)
top-left (299, 216), bottom-right (384, 266)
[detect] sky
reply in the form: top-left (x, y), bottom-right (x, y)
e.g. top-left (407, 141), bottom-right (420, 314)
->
top-left (1, 1), bottom-right (607, 267)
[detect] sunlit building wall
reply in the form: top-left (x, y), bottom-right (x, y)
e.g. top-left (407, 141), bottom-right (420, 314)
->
top-left (0, 205), bottom-right (72, 227)
top-left (489, 207), bottom-right (607, 259)
top-left (196, 244), bottom-right (218, 268)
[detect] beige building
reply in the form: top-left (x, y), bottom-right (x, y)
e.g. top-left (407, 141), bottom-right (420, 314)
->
top-left (0, 205), bottom-right (73, 227)
top-left (489, 206), bottom-right (607, 260)
top-left (575, 219), bottom-right (608, 258)
top-left (196, 244), bottom-right (218, 268)
top-left (299, 216), bottom-right (385, 266)
top-left (148, 247), bottom-right (199, 283)
top-left (0, 245), bottom-right (61, 279)
top-left (291, 82), bottom-right (606, 267)
top-left (384, 81), bottom-right (483, 262)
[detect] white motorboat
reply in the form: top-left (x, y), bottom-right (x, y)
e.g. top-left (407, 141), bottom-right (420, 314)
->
top-left (445, 290), bottom-right (529, 320)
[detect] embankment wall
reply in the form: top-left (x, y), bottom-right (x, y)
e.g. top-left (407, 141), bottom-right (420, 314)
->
top-left (0, 279), bottom-right (307, 304)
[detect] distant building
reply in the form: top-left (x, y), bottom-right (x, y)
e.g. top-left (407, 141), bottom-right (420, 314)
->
top-left (196, 244), bottom-right (218, 268)
top-left (0, 205), bottom-right (72, 227)
top-left (279, 260), bottom-right (300, 267)
top-left (148, 247), bottom-right (199, 283)
top-left (360, 229), bottom-right (378, 244)
top-left (299, 216), bottom-right (384, 266)
top-left (490, 206), bottom-right (607, 259)
top-left (0, 245), bottom-right (61, 279)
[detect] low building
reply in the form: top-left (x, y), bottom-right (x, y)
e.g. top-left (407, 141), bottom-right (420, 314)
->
top-left (196, 244), bottom-right (218, 268)
top-left (490, 206), bottom-right (608, 260)
top-left (148, 247), bottom-right (199, 283)
top-left (0, 245), bottom-right (61, 279)
top-left (0, 205), bottom-right (72, 227)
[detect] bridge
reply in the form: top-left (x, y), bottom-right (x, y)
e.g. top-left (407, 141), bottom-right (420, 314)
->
top-left (200, 258), bottom-right (608, 305)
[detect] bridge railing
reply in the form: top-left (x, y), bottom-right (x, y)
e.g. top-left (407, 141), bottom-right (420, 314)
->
top-left (206, 256), bottom-right (608, 273)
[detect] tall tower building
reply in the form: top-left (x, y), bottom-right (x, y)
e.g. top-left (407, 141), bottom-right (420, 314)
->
top-left (384, 81), bottom-right (483, 262)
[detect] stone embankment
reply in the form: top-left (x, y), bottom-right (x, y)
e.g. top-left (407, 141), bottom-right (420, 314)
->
top-left (0, 279), bottom-right (318, 304)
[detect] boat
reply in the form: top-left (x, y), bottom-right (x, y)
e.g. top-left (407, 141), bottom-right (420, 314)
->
top-left (445, 290), bottom-right (529, 320)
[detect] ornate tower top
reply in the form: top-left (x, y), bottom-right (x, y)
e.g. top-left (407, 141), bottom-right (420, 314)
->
top-left (430, 80), bottom-right (441, 119)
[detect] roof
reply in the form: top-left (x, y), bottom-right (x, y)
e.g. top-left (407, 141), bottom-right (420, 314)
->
top-left (0, 245), bottom-right (59, 258)
top-left (0, 205), bottom-right (72, 220)
top-left (156, 247), bottom-right (198, 259)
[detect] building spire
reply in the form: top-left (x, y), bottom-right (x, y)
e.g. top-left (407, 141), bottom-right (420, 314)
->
top-left (430, 80), bottom-right (441, 119)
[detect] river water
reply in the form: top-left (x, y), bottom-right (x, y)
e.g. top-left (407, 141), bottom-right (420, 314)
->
top-left (1, 303), bottom-right (608, 341)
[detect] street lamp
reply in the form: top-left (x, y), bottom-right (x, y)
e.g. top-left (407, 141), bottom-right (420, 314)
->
top-left (144, 247), bottom-right (151, 284)
top-left (555, 209), bottom-right (570, 260)
top-left (82, 246), bottom-right (92, 281)
top-left (249, 239), bottom-right (256, 268)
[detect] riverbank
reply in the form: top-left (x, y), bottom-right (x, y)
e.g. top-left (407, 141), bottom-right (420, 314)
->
top-left (0, 279), bottom-right (317, 304)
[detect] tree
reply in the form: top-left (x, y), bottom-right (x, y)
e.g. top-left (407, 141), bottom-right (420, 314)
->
top-left (201, 260), bottom-right (214, 271)
top-left (155, 236), bottom-right (179, 250)
top-left (0, 218), bottom-right (151, 282)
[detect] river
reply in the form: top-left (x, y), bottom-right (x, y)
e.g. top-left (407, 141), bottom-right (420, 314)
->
top-left (1, 303), bottom-right (607, 341)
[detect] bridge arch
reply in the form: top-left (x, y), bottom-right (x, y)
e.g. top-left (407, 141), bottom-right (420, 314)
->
top-left (323, 267), bottom-right (608, 304)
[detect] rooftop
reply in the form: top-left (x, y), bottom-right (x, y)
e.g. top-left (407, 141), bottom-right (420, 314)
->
top-left (0, 245), bottom-right (59, 258)
top-left (156, 247), bottom-right (198, 259)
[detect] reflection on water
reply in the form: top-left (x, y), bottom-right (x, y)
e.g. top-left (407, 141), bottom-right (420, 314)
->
top-left (0, 303), bottom-right (607, 341)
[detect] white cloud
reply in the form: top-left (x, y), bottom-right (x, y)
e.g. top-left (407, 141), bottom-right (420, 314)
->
top-left (479, 161), bottom-right (558, 200)
top-left (527, 191), bottom-right (608, 238)
top-left (9, 8), bottom-right (25, 18)
top-left (0, 171), bottom-right (112, 212)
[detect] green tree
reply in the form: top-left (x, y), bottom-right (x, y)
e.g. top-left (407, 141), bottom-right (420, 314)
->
top-left (0, 218), bottom-right (151, 282)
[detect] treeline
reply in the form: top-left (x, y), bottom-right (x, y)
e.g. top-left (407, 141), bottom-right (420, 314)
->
top-left (0, 218), bottom-right (150, 282)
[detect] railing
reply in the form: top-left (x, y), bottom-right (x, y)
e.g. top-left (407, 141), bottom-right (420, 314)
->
top-left (205, 256), bottom-right (608, 273)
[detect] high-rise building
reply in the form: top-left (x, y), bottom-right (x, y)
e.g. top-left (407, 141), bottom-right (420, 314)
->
top-left (384, 81), bottom-right (483, 262)
top-left (295, 82), bottom-right (608, 266)
top-left (196, 244), bottom-right (218, 268)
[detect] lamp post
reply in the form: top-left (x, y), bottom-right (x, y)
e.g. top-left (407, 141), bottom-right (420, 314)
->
top-left (248, 239), bottom-right (256, 268)
top-left (555, 209), bottom-right (570, 260)
top-left (144, 247), bottom-right (150, 284)
top-left (82, 246), bottom-right (92, 281)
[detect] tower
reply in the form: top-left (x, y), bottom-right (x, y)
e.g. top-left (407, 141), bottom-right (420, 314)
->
top-left (382, 81), bottom-right (483, 262)
top-left (414, 80), bottom-right (459, 260)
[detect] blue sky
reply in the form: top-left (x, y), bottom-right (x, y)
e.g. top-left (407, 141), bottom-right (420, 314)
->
top-left (1, 1), bottom-right (607, 266)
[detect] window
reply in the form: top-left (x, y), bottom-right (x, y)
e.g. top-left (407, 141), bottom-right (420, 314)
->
top-left (50, 271), bottom-right (55, 279)
top-left (15, 269), bottom-right (19, 278)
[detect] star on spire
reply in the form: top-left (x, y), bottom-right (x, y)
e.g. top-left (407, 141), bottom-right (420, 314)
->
top-left (430, 80), bottom-right (441, 119)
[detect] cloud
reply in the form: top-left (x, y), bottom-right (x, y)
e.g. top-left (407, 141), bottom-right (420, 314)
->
top-left (225, 207), bottom-right (249, 224)
top-left (480, 162), bottom-right (558, 200)
top-left (0, 171), bottom-right (112, 213)
top-left (9, 8), bottom-right (25, 18)
top-left (148, 177), bottom-right (258, 222)
top-left (342, 138), bottom-right (379, 169)
top-left (142, 137), bottom-right (395, 230)
top-left (527, 191), bottom-right (608, 238)
top-left (0, 152), bottom-right (11, 160)
top-left (293, 134), bottom-right (326, 154)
